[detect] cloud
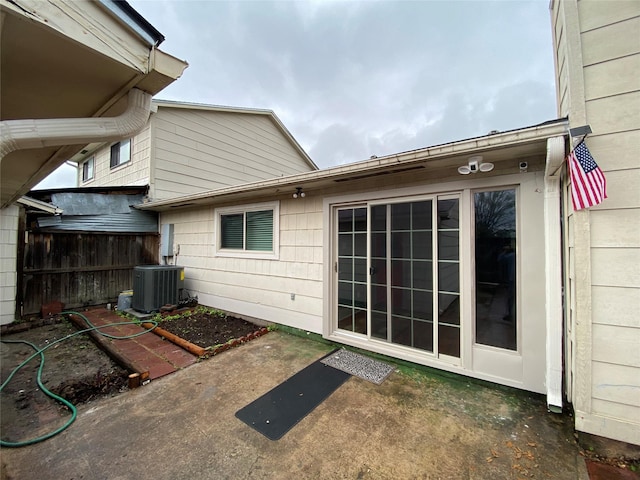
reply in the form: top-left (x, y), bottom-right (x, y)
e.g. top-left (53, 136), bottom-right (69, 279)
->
top-left (484, 80), bottom-right (557, 131)
top-left (33, 163), bottom-right (76, 190)
top-left (40, 0), bottom-right (558, 188)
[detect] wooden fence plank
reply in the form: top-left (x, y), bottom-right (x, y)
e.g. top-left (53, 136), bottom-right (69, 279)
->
top-left (20, 232), bottom-right (158, 316)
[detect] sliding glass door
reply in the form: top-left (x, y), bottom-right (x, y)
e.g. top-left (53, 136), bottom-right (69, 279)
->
top-left (371, 201), bottom-right (435, 351)
top-left (330, 184), bottom-right (545, 391)
top-left (335, 195), bottom-right (461, 359)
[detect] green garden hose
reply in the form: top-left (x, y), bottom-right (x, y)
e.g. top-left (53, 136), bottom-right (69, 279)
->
top-left (0, 311), bottom-right (157, 448)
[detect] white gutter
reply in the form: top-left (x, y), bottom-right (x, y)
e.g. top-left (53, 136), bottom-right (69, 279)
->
top-left (544, 135), bottom-right (567, 412)
top-left (0, 88), bottom-right (152, 160)
top-left (138, 119), bottom-right (569, 210)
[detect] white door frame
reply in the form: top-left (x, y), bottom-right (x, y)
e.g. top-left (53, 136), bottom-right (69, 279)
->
top-left (322, 173), bottom-right (550, 394)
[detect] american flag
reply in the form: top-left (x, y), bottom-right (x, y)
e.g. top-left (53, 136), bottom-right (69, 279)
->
top-left (568, 141), bottom-right (607, 211)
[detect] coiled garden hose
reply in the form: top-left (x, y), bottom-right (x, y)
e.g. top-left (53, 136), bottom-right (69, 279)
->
top-left (0, 311), bottom-right (158, 448)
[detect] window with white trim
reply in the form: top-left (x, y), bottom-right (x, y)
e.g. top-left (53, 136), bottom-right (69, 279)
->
top-left (110, 139), bottom-right (131, 168)
top-left (216, 202), bottom-right (279, 259)
top-left (81, 157), bottom-right (94, 182)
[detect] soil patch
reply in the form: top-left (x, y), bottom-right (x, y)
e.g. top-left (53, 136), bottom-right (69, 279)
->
top-left (1, 319), bottom-right (128, 445)
top-left (156, 312), bottom-right (262, 348)
top-left (1, 310), bottom-right (265, 445)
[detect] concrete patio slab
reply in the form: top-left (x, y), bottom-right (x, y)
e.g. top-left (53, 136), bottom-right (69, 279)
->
top-left (1, 331), bottom-right (589, 479)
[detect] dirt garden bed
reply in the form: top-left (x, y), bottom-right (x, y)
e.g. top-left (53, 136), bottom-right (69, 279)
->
top-left (0, 308), bottom-right (263, 445)
top-left (152, 308), bottom-right (265, 349)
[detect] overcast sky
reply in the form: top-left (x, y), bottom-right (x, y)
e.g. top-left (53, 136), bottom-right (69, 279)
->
top-left (36, 0), bottom-right (558, 189)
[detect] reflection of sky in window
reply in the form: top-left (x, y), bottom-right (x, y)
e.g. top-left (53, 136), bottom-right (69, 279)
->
top-left (119, 139), bottom-right (131, 163)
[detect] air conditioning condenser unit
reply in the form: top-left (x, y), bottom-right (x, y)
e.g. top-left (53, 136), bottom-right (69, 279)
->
top-left (132, 265), bottom-right (184, 313)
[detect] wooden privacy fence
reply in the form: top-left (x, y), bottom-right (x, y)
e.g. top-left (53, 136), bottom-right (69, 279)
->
top-left (19, 231), bottom-right (158, 317)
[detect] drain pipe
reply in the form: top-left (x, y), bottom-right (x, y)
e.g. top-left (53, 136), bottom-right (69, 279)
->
top-left (0, 88), bottom-right (152, 160)
top-left (544, 135), bottom-right (567, 413)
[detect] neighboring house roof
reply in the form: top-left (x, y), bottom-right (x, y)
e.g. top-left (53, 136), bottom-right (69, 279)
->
top-left (27, 187), bottom-right (157, 233)
top-left (0, 0), bottom-right (187, 207)
top-left (138, 118), bottom-right (569, 212)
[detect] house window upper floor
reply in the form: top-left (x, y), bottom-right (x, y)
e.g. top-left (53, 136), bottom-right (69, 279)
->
top-left (110, 139), bottom-right (131, 169)
top-left (215, 201), bottom-right (280, 260)
top-left (81, 157), bottom-right (94, 183)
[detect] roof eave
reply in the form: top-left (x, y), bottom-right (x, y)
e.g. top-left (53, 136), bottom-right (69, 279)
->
top-left (99, 0), bottom-right (165, 46)
top-left (138, 118), bottom-right (569, 212)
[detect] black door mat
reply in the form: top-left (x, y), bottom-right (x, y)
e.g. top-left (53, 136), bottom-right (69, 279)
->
top-left (235, 351), bottom-right (351, 440)
top-left (320, 348), bottom-right (395, 384)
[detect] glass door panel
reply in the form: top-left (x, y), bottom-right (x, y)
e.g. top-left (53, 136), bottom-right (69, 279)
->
top-left (370, 204), bottom-right (388, 339)
top-left (388, 200), bottom-right (435, 352)
top-left (436, 198), bottom-right (460, 357)
top-left (337, 207), bottom-right (368, 334)
top-left (474, 189), bottom-right (517, 350)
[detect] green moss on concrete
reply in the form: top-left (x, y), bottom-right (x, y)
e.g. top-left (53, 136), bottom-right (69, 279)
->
top-left (268, 324), bottom-right (335, 346)
top-left (271, 324), bottom-right (542, 410)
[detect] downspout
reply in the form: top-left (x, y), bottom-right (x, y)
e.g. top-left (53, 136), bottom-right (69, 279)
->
top-left (0, 88), bottom-right (152, 160)
top-left (544, 135), bottom-right (567, 412)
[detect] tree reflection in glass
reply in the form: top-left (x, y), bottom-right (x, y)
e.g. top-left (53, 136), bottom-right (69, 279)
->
top-left (474, 189), bottom-right (517, 350)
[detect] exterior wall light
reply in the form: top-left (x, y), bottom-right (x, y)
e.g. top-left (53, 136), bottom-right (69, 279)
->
top-left (458, 155), bottom-right (494, 175)
top-left (293, 187), bottom-right (306, 199)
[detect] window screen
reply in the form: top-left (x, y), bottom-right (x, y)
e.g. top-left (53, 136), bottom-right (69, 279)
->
top-left (221, 209), bottom-right (273, 252)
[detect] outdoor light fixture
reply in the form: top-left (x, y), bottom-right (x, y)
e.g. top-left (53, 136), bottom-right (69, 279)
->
top-left (458, 155), bottom-right (494, 175)
top-left (292, 187), bottom-right (306, 199)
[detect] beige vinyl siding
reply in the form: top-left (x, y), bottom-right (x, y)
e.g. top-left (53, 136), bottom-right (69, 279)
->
top-left (74, 103), bottom-right (314, 200)
top-left (584, 93), bottom-right (640, 138)
top-left (159, 196), bottom-right (324, 332)
top-left (592, 363), bottom-right (640, 408)
top-left (584, 55), bottom-right (640, 101)
top-left (580, 16), bottom-right (640, 67)
top-left (0, 205), bottom-right (19, 325)
top-left (554, 0), bottom-right (640, 445)
top-left (87, 124), bottom-right (152, 187)
top-left (591, 209), bottom-right (640, 248)
top-left (591, 286), bottom-right (640, 329)
top-left (587, 170), bottom-right (640, 211)
top-left (592, 324), bottom-right (640, 368)
top-left (152, 109), bottom-right (314, 200)
top-left (591, 400), bottom-right (640, 428)
top-left (577, 0), bottom-right (640, 31)
top-left (584, 131), bottom-right (640, 172)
